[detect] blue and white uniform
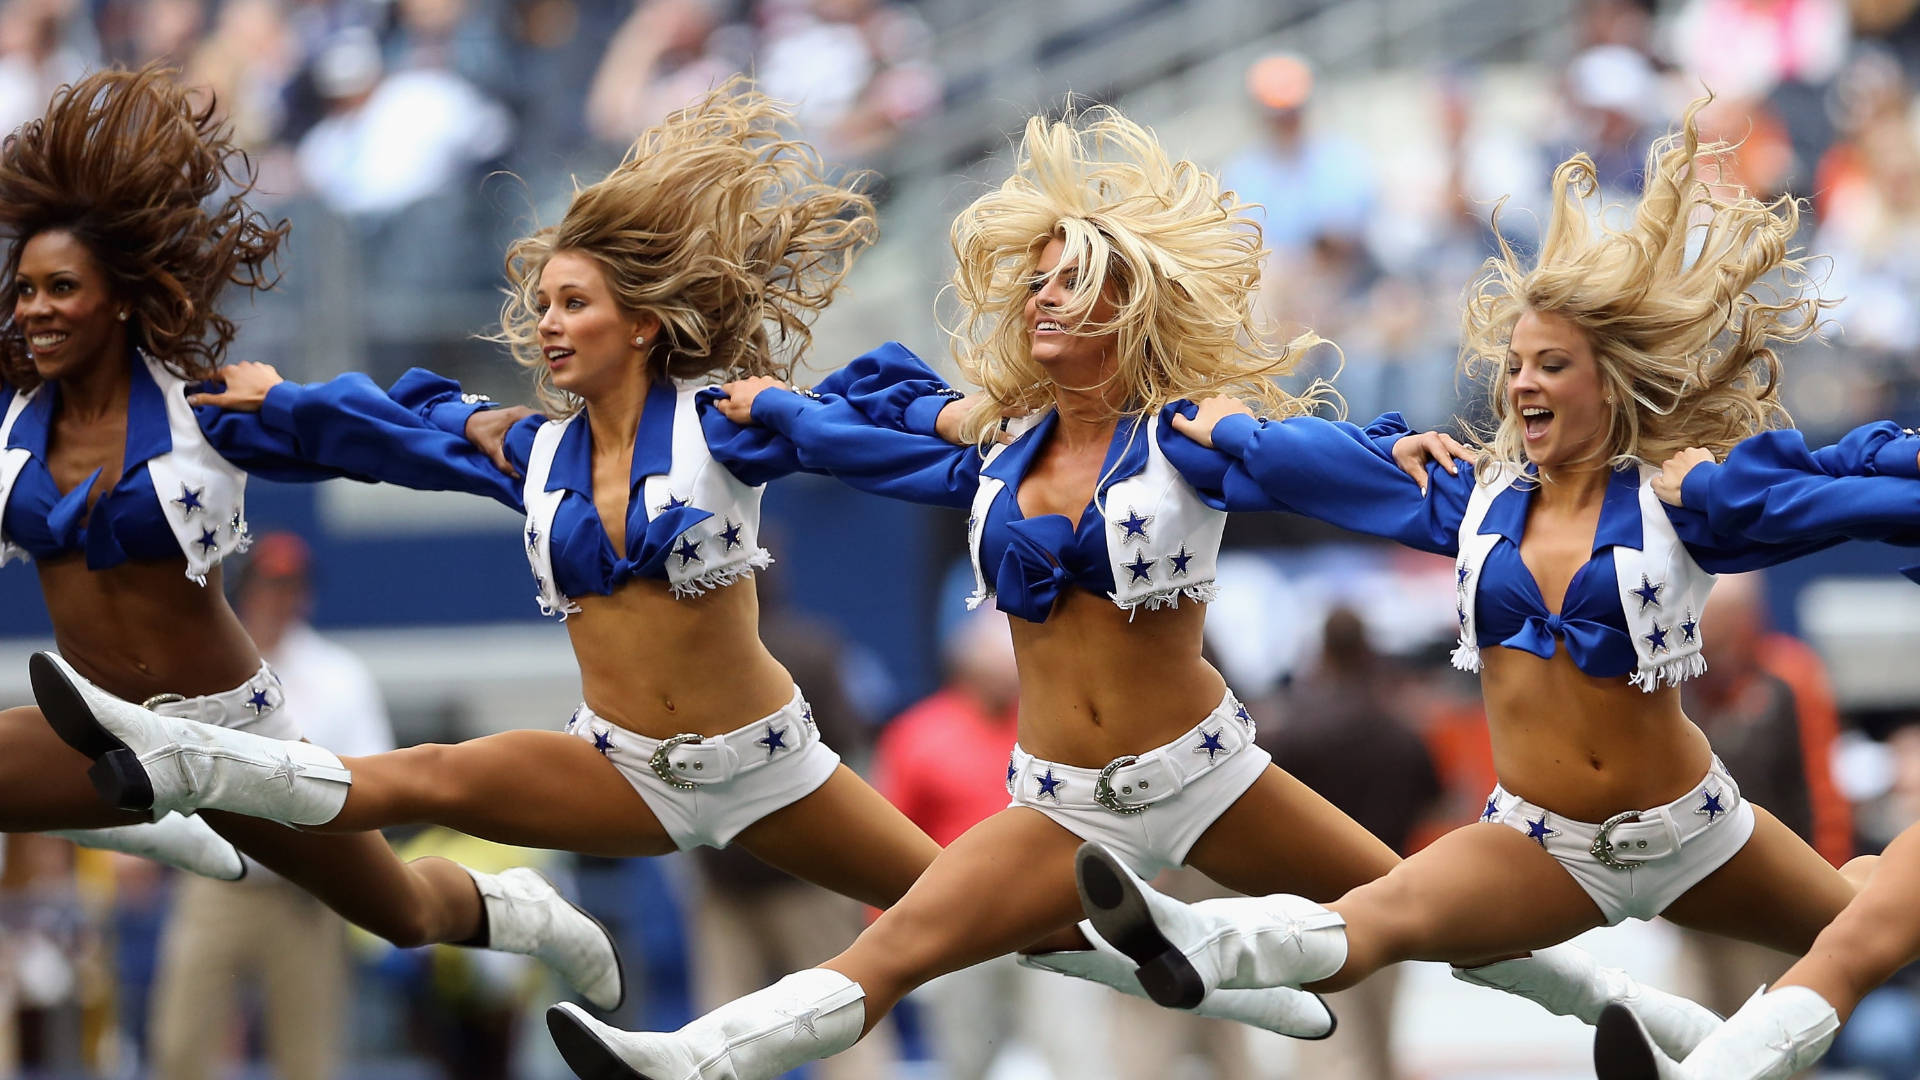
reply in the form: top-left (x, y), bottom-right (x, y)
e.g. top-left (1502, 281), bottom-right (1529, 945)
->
top-left (242, 368), bottom-right (839, 850)
top-left (0, 349), bottom-right (495, 742)
top-left (1202, 407), bottom-right (1920, 922)
top-left (737, 343), bottom-right (1420, 875)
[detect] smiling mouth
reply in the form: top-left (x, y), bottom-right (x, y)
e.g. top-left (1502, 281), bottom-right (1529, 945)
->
top-left (1033, 319), bottom-right (1067, 335)
top-left (27, 331), bottom-right (67, 352)
top-left (1521, 407), bottom-right (1554, 440)
top-left (544, 347), bottom-right (574, 366)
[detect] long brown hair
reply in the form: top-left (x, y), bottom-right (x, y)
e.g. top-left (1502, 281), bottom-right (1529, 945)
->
top-left (0, 64), bottom-right (287, 390)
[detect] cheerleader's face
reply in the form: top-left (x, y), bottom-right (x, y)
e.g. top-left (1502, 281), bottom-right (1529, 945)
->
top-left (13, 229), bottom-right (128, 383)
top-left (535, 250), bottom-right (654, 400)
top-left (1025, 237), bottom-right (1120, 377)
top-left (1506, 309), bottom-right (1611, 469)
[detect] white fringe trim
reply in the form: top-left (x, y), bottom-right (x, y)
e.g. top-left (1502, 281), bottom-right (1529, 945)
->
top-left (1113, 580), bottom-right (1221, 617)
top-left (668, 549), bottom-right (775, 599)
top-left (537, 593), bottom-right (582, 620)
top-left (1450, 642), bottom-right (1482, 673)
top-left (965, 588), bottom-right (993, 611)
top-left (1629, 652), bottom-right (1708, 693)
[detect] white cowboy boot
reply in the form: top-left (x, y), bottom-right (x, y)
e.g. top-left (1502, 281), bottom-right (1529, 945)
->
top-left (1455, 943), bottom-right (1720, 1059)
top-left (468, 867), bottom-right (624, 1011)
top-left (1594, 985), bottom-right (1841, 1080)
top-left (31, 652), bottom-right (350, 826)
top-left (45, 812), bottom-right (245, 881)
top-left (1074, 842), bottom-right (1347, 1008)
top-left (1021, 918), bottom-right (1337, 1038)
top-left (547, 968), bottom-right (865, 1080)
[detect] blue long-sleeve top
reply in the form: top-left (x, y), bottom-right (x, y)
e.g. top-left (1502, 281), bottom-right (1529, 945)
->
top-left (740, 342), bottom-right (1416, 622)
top-left (1208, 411), bottom-right (1920, 678)
top-left (0, 353), bottom-right (492, 570)
top-left (249, 369), bottom-right (805, 602)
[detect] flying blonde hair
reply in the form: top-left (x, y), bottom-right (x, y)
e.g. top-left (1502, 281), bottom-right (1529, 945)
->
top-left (496, 77), bottom-right (876, 415)
top-left (944, 106), bottom-right (1333, 443)
top-left (1461, 98), bottom-right (1825, 477)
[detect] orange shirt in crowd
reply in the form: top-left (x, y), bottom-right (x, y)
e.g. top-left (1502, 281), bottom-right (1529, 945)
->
top-left (1759, 632), bottom-right (1854, 866)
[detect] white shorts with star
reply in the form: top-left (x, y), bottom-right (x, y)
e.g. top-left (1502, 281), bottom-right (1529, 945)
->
top-left (1005, 690), bottom-right (1272, 878)
top-left (563, 686), bottom-right (840, 850)
top-left (1479, 755), bottom-right (1756, 924)
top-left (145, 661), bottom-right (301, 741)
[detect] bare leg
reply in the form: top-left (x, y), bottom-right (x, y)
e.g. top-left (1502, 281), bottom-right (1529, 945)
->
top-left (1658, 806), bottom-right (1857, 955)
top-left (729, 765), bottom-right (941, 909)
top-left (1184, 764), bottom-right (1400, 900)
top-left (0, 706), bottom-right (147, 829)
top-left (1774, 820), bottom-right (1920, 1022)
top-left (821, 806), bottom-right (1088, 1033)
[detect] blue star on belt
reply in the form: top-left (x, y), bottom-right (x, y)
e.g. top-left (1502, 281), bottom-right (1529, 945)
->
top-left (718, 519), bottom-right (744, 550)
top-left (1525, 815), bottom-right (1556, 847)
top-left (195, 527), bottom-right (220, 553)
top-left (565, 709), bottom-right (581, 731)
top-left (592, 730), bottom-right (613, 755)
top-left (1631, 573), bottom-right (1665, 611)
top-left (246, 688), bottom-right (271, 714)
top-left (1006, 758), bottom-right (1017, 788)
top-left (1125, 552), bottom-right (1154, 584)
top-left (1115, 509), bottom-right (1152, 541)
top-left (759, 726), bottom-right (787, 759)
top-left (673, 537), bottom-right (703, 567)
top-left (1035, 768), bottom-right (1064, 801)
top-left (657, 493), bottom-right (689, 513)
top-left (1195, 729), bottom-right (1227, 763)
top-left (1481, 797), bottom-right (1500, 822)
top-left (800, 702), bottom-right (815, 731)
top-left (1696, 788), bottom-right (1726, 823)
top-left (174, 483), bottom-right (205, 516)
top-left (1680, 611), bottom-right (1699, 644)
top-left (1167, 545), bottom-right (1193, 577)
top-left (1234, 703), bottom-right (1253, 729)
top-left (1643, 623), bottom-right (1670, 654)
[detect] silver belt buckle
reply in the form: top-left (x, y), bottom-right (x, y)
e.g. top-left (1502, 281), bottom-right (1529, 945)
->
top-left (649, 732), bottom-right (706, 790)
top-left (1589, 810), bottom-right (1641, 871)
top-left (1094, 756), bottom-right (1147, 816)
top-left (141, 692), bottom-right (187, 711)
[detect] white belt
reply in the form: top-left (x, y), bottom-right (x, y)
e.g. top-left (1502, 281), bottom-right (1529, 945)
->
top-left (1008, 693), bottom-right (1257, 815)
top-left (571, 689), bottom-right (816, 789)
top-left (1490, 757), bottom-right (1743, 869)
top-left (143, 662), bottom-right (283, 726)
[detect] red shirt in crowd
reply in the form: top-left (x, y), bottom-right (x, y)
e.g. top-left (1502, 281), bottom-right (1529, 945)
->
top-left (875, 688), bottom-right (1020, 846)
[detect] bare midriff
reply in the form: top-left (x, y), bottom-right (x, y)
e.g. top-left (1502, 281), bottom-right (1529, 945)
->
top-left (1481, 645), bottom-right (1714, 822)
top-left (37, 556), bottom-right (262, 701)
top-left (566, 575), bottom-right (796, 739)
top-left (1006, 588), bottom-right (1227, 767)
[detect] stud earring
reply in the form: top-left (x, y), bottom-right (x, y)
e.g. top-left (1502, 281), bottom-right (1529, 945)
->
top-left (633, 336), bottom-right (646, 347)
top-left (116, 310), bottom-right (128, 322)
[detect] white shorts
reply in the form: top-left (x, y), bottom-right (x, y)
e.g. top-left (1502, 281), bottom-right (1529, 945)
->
top-left (145, 661), bottom-right (300, 741)
top-left (1006, 691), bottom-right (1271, 878)
top-left (1480, 755), bottom-right (1756, 925)
top-left (563, 687), bottom-right (840, 851)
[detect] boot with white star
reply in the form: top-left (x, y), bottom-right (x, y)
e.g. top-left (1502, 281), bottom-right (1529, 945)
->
top-left (1594, 985), bottom-right (1841, 1080)
top-left (30, 651), bottom-right (350, 825)
top-left (1020, 918), bottom-right (1337, 1038)
top-left (548, 968), bottom-right (865, 1080)
top-left (1074, 842), bottom-right (1349, 1007)
top-left (45, 811), bottom-right (246, 881)
top-left (1454, 943), bottom-right (1721, 1060)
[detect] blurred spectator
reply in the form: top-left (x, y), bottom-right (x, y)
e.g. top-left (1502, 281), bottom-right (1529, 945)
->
top-left (585, 0), bottom-right (748, 145)
top-left (878, 606), bottom-right (1114, 1080)
top-left (146, 533), bottom-right (395, 1080)
top-left (1671, 574), bottom-right (1813, 1017)
top-left (0, 0), bottom-right (89, 134)
top-left (1223, 53), bottom-right (1375, 263)
top-left (1255, 605), bottom-right (1440, 1080)
top-left (755, 0), bottom-right (938, 163)
top-left (681, 575), bottom-right (900, 1080)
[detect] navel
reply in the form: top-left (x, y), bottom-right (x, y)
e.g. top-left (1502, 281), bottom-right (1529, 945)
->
top-left (662, 697), bottom-right (677, 714)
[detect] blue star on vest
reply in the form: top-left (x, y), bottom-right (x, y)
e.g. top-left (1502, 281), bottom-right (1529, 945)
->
top-left (1481, 797), bottom-right (1500, 822)
top-left (195, 527), bottom-right (220, 553)
top-left (1195, 729), bottom-right (1227, 763)
top-left (657, 493), bottom-right (688, 513)
top-left (673, 537), bottom-right (703, 567)
top-left (246, 689), bottom-right (272, 714)
top-left (1680, 611), bottom-right (1699, 644)
top-left (1632, 574), bottom-right (1665, 611)
top-left (1457, 565), bottom-right (1470, 586)
top-left (230, 508), bottom-right (246, 533)
top-left (1696, 789), bottom-right (1726, 823)
top-left (1525, 815), bottom-right (1556, 847)
top-left (1125, 552), bottom-right (1154, 584)
top-left (759, 726), bottom-right (787, 759)
top-left (1457, 602), bottom-right (1468, 628)
top-left (525, 525), bottom-right (540, 551)
top-left (1168, 545), bottom-right (1193, 577)
top-left (1035, 768), bottom-right (1063, 800)
top-left (1115, 509), bottom-right (1152, 541)
top-left (1644, 623), bottom-right (1671, 654)
top-left (718, 519), bottom-right (744, 550)
top-left (592, 730), bottom-right (613, 755)
top-left (173, 483), bottom-right (205, 516)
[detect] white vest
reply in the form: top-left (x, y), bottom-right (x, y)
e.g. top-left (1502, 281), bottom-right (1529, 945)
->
top-left (521, 383), bottom-right (771, 618)
top-left (965, 413), bottom-right (1225, 616)
top-left (1451, 463), bottom-right (1713, 692)
top-left (0, 352), bottom-right (249, 584)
